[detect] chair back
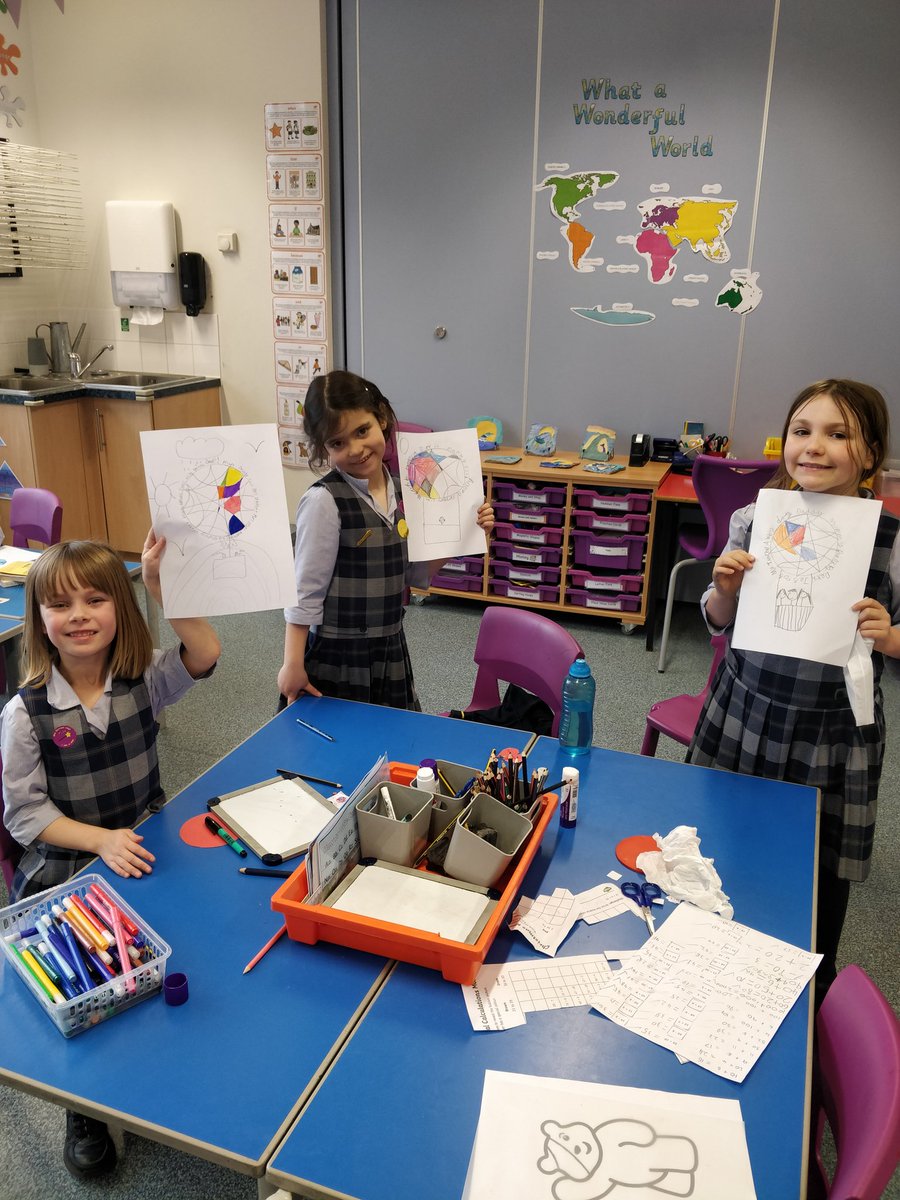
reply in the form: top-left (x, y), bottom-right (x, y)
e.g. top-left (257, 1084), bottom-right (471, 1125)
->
top-left (680, 456), bottom-right (778, 561)
top-left (9, 487), bottom-right (63, 549)
top-left (467, 606), bottom-right (584, 737)
top-left (0, 751), bottom-right (24, 895)
top-left (641, 634), bottom-right (726, 754)
top-left (384, 421), bottom-right (434, 476)
top-left (810, 963), bottom-right (900, 1199)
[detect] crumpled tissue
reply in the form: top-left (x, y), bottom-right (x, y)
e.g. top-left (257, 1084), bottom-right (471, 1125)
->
top-left (636, 824), bottom-right (733, 920)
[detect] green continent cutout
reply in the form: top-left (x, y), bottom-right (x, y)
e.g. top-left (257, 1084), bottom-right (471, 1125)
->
top-left (541, 172), bottom-right (618, 222)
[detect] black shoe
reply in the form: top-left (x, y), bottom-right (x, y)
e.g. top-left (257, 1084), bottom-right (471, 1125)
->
top-left (63, 1109), bottom-right (117, 1179)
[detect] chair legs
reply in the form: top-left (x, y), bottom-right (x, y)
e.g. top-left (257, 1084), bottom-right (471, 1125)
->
top-left (640, 723), bottom-right (660, 756)
top-left (657, 556), bottom-right (700, 673)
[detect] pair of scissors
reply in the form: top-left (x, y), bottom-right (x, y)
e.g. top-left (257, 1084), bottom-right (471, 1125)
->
top-left (621, 881), bottom-right (662, 936)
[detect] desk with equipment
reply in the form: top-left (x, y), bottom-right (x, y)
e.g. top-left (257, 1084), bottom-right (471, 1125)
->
top-left (0, 701), bottom-right (531, 1181)
top-left (265, 739), bottom-right (818, 1200)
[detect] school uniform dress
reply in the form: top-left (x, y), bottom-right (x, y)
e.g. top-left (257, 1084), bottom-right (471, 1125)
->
top-left (688, 499), bottom-right (900, 883)
top-left (286, 467), bottom-right (432, 709)
top-left (1, 647), bottom-right (205, 901)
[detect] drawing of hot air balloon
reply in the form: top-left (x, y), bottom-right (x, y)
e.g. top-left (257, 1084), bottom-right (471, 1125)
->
top-left (405, 448), bottom-right (470, 545)
top-left (765, 510), bottom-right (841, 633)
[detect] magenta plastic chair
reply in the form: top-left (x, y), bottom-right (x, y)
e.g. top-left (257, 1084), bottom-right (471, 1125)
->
top-left (0, 752), bottom-right (24, 895)
top-left (808, 963), bottom-right (900, 1200)
top-left (641, 635), bottom-right (726, 756)
top-left (9, 486), bottom-right (63, 548)
top-left (455, 605), bottom-right (584, 737)
top-left (657, 456), bottom-right (777, 672)
top-left (384, 421), bottom-right (434, 476)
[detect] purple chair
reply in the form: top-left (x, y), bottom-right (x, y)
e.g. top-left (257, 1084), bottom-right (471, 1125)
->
top-left (9, 486), bottom-right (63, 548)
top-left (0, 752), bottom-right (24, 896)
top-left (454, 605), bottom-right (584, 737)
top-left (384, 421), bottom-right (434, 477)
top-left (641, 634), bottom-right (726, 756)
top-left (657, 455), bottom-right (777, 672)
top-left (808, 963), bottom-right (900, 1199)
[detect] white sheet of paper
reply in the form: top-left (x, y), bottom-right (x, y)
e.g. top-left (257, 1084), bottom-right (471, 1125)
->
top-left (330, 863), bottom-right (492, 941)
top-left (396, 426), bottom-right (486, 562)
top-left (590, 903), bottom-right (821, 1082)
top-left (463, 954), bottom-right (612, 1031)
top-left (140, 424), bottom-right (298, 618)
top-left (509, 888), bottom-right (580, 955)
top-left (732, 489), bottom-right (881, 666)
top-left (463, 1071), bottom-right (757, 1200)
top-left (214, 777), bottom-right (334, 857)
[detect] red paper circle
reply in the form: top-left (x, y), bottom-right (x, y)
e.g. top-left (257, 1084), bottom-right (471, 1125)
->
top-left (615, 835), bottom-right (658, 873)
top-left (179, 813), bottom-right (226, 849)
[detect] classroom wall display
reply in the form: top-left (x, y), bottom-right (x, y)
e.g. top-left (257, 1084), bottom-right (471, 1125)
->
top-left (332, 0), bottom-right (900, 458)
top-left (265, 101), bottom-right (327, 469)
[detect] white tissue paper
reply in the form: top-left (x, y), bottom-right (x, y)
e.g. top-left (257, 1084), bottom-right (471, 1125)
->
top-left (130, 307), bottom-right (164, 326)
top-left (636, 825), bottom-right (733, 920)
top-left (843, 631), bottom-right (875, 727)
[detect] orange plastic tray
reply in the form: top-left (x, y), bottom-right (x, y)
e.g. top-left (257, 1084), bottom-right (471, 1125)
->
top-left (271, 793), bottom-right (557, 985)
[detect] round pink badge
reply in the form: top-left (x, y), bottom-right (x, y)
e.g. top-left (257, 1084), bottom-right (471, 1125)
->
top-left (52, 725), bottom-right (78, 748)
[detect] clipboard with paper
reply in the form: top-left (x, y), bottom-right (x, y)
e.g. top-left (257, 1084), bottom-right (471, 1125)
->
top-left (208, 775), bottom-right (338, 864)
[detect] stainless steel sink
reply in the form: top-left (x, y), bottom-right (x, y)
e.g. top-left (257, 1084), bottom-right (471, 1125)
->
top-left (0, 375), bottom-right (76, 393)
top-left (85, 371), bottom-right (205, 388)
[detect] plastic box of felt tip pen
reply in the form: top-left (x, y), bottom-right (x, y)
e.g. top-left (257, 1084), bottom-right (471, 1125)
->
top-left (0, 874), bottom-right (171, 1037)
top-left (271, 768), bottom-right (558, 986)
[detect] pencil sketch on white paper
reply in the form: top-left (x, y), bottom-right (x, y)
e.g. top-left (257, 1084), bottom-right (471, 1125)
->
top-left (397, 427), bottom-right (487, 562)
top-left (763, 509), bottom-right (842, 632)
top-left (140, 424), bottom-right (298, 618)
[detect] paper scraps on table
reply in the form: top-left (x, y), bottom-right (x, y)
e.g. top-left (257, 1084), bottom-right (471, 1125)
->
top-left (463, 954), bottom-right (613, 1032)
top-left (509, 881), bottom-right (654, 956)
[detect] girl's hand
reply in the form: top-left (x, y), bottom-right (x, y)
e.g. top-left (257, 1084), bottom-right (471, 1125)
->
top-left (96, 828), bottom-right (155, 880)
top-left (712, 550), bottom-right (755, 600)
top-left (852, 597), bottom-right (893, 651)
top-left (141, 528), bottom-right (165, 607)
top-left (278, 661), bottom-right (323, 705)
top-left (476, 501), bottom-right (495, 534)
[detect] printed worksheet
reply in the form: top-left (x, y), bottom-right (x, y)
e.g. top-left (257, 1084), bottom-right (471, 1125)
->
top-left (463, 954), bottom-right (613, 1031)
top-left (140, 424), bottom-right (298, 618)
top-left (463, 1072), bottom-right (757, 1200)
top-left (590, 902), bottom-right (820, 1082)
top-left (732, 488), bottom-right (881, 666)
top-left (397, 427), bottom-right (487, 562)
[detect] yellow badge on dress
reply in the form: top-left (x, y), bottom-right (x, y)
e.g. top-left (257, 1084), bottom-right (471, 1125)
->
top-left (397, 518), bottom-right (409, 539)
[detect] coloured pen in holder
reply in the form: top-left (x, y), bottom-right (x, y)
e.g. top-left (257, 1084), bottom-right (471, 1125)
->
top-left (0, 874), bottom-right (171, 1036)
top-left (435, 749), bottom-right (547, 816)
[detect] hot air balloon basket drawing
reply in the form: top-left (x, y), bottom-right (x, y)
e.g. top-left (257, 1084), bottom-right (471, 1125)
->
top-left (405, 447), bottom-right (473, 546)
top-left (765, 509), bottom-right (842, 633)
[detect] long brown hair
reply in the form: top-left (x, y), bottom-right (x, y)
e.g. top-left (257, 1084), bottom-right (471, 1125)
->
top-left (20, 540), bottom-right (152, 687)
top-left (768, 379), bottom-right (890, 492)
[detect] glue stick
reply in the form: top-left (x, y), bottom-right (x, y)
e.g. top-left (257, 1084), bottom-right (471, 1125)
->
top-left (560, 767), bottom-right (579, 829)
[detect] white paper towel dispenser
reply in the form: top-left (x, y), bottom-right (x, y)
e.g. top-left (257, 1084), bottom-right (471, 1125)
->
top-left (106, 200), bottom-right (180, 310)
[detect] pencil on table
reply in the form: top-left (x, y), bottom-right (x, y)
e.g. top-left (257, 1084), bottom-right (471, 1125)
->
top-left (242, 924), bottom-right (287, 975)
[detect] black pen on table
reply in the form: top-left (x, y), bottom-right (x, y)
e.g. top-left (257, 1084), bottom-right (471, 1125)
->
top-left (239, 867), bottom-right (292, 879)
top-left (276, 767), bottom-right (342, 790)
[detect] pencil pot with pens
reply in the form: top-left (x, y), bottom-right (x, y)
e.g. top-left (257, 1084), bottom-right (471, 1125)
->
top-left (0, 874), bottom-right (171, 1037)
top-left (355, 782), bottom-right (432, 866)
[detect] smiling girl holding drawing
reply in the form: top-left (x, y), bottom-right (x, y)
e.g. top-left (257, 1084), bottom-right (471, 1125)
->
top-left (687, 380), bottom-right (900, 1001)
top-left (278, 370), bottom-right (493, 710)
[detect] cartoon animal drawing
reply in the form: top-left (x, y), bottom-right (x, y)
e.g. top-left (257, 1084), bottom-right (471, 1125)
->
top-left (538, 1119), bottom-right (698, 1199)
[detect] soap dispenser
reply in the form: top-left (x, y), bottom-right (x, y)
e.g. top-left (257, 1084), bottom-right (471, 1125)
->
top-left (179, 251), bottom-right (207, 317)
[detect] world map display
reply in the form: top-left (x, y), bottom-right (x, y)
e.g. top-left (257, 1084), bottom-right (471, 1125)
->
top-left (538, 170), bottom-right (760, 321)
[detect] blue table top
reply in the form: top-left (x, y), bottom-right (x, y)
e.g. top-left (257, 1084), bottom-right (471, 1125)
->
top-left (0, 699), bottom-right (528, 1171)
top-left (267, 740), bottom-right (818, 1200)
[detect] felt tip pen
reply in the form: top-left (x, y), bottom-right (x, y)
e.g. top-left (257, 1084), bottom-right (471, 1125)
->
top-left (239, 866), bottom-right (293, 878)
top-left (205, 814), bottom-right (248, 857)
top-left (379, 785), bottom-right (397, 820)
top-left (294, 715), bottom-right (335, 742)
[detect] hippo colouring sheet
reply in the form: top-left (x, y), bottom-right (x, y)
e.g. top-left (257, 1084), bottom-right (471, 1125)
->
top-left (463, 1071), bottom-right (756, 1199)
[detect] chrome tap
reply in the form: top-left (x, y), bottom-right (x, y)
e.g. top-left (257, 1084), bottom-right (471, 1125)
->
top-left (69, 344), bottom-right (114, 379)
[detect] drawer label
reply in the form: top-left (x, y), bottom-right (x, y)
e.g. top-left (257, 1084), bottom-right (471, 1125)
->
top-left (585, 578), bottom-right (623, 591)
top-left (511, 551), bottom-right (541, 564)
top-left (508, 587), bottom-right (536, 599)
top-left (591, 518), bottom-right (627, 531)
top-left (586, 596), bottom-right (623, 610)
top-left (593, 497), bottom-right (627, 511)
top-left (508, 568), bottom-right (542, 583)
top-left (590, 544), bottom-right (625, 557)
top-left (512, 511), bottom-right (547, 524)
top-left (511, 530), bottom-right (545, 544)
top-left (511, 489), bottom-right (547, 504)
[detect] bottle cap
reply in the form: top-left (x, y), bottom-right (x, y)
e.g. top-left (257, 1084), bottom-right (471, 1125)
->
top-left (164, 971), bottom-right (189, 1006)
top-left (419, 758), bottom-right (438, 771)
top-left (561, 766), bottom-right (579, 781)
top-left (416, 766), bottom-right (436, 783)
top-left (568, 656), bottom-right (591, 677)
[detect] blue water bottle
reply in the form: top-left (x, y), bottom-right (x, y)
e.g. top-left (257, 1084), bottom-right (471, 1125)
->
top-left (558, 656), bottom-right (595, 756)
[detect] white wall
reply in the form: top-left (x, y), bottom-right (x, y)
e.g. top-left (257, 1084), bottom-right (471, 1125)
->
top-left (0, 0), bottom-right (324, 513)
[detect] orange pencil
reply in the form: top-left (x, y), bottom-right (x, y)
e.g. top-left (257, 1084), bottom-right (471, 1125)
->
top-left (242, 924), bottom-right (287, 975)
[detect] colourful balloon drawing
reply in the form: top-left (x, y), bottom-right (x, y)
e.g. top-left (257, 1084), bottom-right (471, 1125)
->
top-left (773, 519), bottom-right (816, 559)
top-left (406, 450), bottom-right (467, 501)
top-left (218, 465), bottom-right (246, 534)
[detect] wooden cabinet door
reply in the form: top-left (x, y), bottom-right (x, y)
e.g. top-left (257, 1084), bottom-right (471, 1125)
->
top-left (92, 398), bottom-right (153, 554)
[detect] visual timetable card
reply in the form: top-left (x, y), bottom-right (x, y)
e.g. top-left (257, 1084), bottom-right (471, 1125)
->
top-left (264, 101), bottom-right (321, 151)
top-left (270, 250), bottom-right (326, 296)
top-left (274, 343), bottom-right (327, 386)
top-left (266, 153), bottom-right (323, 202)
top-left (273, 297), bottom-right (326, 341)
top-left (268, 203), bottom-right (324, 249)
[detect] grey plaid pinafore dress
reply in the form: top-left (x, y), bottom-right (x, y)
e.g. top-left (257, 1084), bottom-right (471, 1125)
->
top-left (688, 505), bottom-right (899, 882)
top-left (303, 471), bottom-right (420, 710)
top-left (11, 678), bottom-right (164, 901)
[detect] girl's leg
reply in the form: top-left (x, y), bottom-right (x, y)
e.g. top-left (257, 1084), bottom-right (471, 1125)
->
top-left (814, 869), bottom-right (851, 1007)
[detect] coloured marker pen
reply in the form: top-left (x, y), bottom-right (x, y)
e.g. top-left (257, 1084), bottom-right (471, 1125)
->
top-left (205, 814), bottom-right (248, 857)
top-left (88, 884), bottom-right (140, 939)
